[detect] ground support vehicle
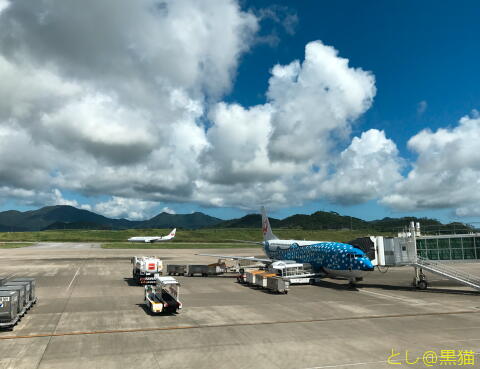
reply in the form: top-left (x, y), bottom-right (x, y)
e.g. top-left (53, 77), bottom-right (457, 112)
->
top-left (236, 267), bottom-right (256, 283)
top-left (144, 277), bottom-right (182, 314)
top-left (266, 276), bottom-right (290, 294)
top-left (167, 264), bottom-right (187, 276)
top-left (268, 261), bottom-right (321, 285)
top-left (0, 290), bottom-right (20, 329)
top-left (131, 256), bottom-right (163, 285)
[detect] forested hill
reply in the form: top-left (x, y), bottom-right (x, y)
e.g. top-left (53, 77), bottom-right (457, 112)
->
top-left (0, 206), bottom-right (471, 233)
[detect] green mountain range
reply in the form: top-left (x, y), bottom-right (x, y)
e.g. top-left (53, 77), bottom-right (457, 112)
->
top-left (0, 205), bottom-right (472, 233)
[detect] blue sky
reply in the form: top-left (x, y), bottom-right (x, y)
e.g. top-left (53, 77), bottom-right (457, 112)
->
top-left (0, 0), bottom-right (480, 223)
top-left (235, 0), bottom-right (480, 157)
top-left (226, 0), bottom-right (480, 222)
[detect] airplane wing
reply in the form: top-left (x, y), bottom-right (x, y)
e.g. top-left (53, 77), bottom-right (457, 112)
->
top-left (226, 239), bottom-right (263, 245)
top-left (196, 253), bottom-right (274, 263)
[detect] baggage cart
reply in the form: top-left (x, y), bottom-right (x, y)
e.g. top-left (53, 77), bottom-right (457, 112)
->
top-left (266, 276), bottom-right (289, 294)
top-left (245, 270), bottom-right (263, 285)
top-left (167, 264), bottom-right (187, 276)
top-left (10, 278), bottom-right (36, 305)
top-left (4, 281), bottom-right (33, 308)
top-left (0, 290), bottom-right (19, 329)
top-left (0, 286), bottom-right (26, 316)
top-left (186, 264), bottom-right (209, 277)
top-left (144, 276), bottom-right (182, 314)
top-left (256, 272), bottom-right (277, 288)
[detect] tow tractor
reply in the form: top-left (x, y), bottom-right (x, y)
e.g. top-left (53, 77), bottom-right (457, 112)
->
top-left (131, 256), bottom-right (163, 285)
top-left (144, 276), bottom-right (182, 314)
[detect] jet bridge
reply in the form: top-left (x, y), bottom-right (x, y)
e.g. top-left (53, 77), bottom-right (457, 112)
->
top-left (350, 222), bottom-right (480, 291)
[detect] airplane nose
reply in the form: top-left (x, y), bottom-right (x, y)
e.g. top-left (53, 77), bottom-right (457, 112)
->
top-left (362, 259), bottom-right (374, 271)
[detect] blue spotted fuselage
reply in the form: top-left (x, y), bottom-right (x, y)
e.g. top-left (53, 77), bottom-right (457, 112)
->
top-left (263, 240), bottom-right (374, 277)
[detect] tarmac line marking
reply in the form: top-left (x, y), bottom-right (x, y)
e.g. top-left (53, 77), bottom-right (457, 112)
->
top-left (359, 289), bottom-right (423, 304)
top-left (66, 266), bottom-right (81, 290)
top-left (1, 309), bottom-right (479, 341)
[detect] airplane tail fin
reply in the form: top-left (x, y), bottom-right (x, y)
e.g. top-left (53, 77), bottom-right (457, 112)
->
top-left (261, 206), bottom-right (278, 241)
top-left (166, 228), bottom-right (176, 239)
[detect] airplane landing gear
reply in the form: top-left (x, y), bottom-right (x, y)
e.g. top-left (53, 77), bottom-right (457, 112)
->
top-left (348, 278), bottom-right (358, 289)
top-left (413, 267), bottom-right (428, 290)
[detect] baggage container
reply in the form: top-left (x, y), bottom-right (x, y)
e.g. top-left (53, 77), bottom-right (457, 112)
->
top-left (256, 272), bottom-right (277, 288)
top-left (4, 281), bottom-right (31, 306)
top-left (266, 276), bottom-right (289, 294)
top-left (10, 278), bottom-right (36, 305)
top-left (207, 265), bottom-right (224, 275)
top-left (166, 264), bottom-right (187, 276)
top-left (245, 270), bottom-right (263, 285)
top-left (0, 290), bottom-right (19, 328)
top-left (0, 286), bottom-right (26, 315)
top-left (186, 264), bottom-right (209, 277)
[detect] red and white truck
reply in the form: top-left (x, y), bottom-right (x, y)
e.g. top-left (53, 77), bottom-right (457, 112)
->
top-left (131, 256), bottom-right (163, 285)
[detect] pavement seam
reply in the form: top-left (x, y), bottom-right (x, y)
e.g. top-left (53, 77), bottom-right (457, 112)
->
top-left (2, 309), bottom-right (479, 341)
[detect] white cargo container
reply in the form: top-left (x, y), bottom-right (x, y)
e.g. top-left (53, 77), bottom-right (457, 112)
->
top-left (0, 290), bottom-right (19, 328)
top-left (266, 276), bottom-right (289, 294)
top-left (10, 278), bottom-right (36, 305)
top-left (0, 285), bottom-right (26, 316)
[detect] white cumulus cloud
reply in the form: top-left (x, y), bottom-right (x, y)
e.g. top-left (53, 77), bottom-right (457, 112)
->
top-left (0, 0), bottom-right (406, 213)
top-left (199, 41), bottom-right (378, 208)
top-left (382, 112), bottom-right (480, 214)
top-left (94, 197), bottom-right (157, 220)
top-left (320, 129), bottom-right (403, 205)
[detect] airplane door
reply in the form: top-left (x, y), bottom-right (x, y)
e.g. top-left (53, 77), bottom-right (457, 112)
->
top-left (348, 254), bottom-right (353, 271)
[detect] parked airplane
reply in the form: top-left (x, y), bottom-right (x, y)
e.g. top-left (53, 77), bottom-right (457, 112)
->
top-left (128, 228), bottom-right (176, 243)
top-left (199, 207), bottom-right (374, 285)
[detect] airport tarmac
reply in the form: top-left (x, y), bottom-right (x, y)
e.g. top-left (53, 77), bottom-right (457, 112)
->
top-left (1, 243), bottom-right (480, 369)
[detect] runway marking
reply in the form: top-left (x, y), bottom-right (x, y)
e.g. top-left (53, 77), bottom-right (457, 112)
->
top-left (66, 266), bottom-right (81, 290)
top-left (1, 309), bottom-right (479, 341)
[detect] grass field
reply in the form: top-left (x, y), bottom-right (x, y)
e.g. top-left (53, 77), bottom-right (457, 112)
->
top-left (0, 242), bottom-right (35, 248)
top-left (0, 228), bottom-right (392, 244)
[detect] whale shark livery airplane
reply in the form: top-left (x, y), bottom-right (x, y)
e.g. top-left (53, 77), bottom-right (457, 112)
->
top-left (199, 207), bottom-right (374, 284)
top-left (128, 228), bottom-right (176, 243)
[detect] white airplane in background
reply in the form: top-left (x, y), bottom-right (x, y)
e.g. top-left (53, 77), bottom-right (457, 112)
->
top-left (128, 228), bottom-right (176, 243)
